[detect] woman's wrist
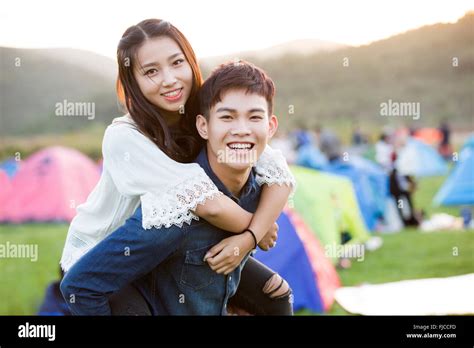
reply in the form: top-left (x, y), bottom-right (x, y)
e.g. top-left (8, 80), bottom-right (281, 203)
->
top-left (242, 228), bottom-right (257, 250)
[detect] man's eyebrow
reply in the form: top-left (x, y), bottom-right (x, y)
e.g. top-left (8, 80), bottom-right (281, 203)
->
top-left (247, 108), bottom-right (266, 113)
top-left (141, 53), bottom-right (184, 69)
top-left (216, 107), bottom-right (237, 113)
top-left (215, 107), bottom-right (266, 114)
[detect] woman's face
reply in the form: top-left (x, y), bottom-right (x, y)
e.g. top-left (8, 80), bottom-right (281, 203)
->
top-left (133, 36), bottom-right (193, 114)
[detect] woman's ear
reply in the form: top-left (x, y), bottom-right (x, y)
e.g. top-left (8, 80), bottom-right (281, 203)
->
top-left (268, 115), bottom-right (279, 139)
top-left (196, 114), bottom-right (209, 140)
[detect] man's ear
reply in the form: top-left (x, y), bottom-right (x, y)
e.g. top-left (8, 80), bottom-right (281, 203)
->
top-left (196, 114), bottom-right (209, 140)
top-left (268, 114), bottom-right (278, 139)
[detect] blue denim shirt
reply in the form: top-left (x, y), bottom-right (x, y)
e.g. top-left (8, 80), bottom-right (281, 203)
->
top-left (132, 148), bottom-right (261, 315)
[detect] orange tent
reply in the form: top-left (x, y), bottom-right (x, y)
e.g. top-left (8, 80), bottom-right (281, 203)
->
top-left (413, 128), bottom-right (443, 146)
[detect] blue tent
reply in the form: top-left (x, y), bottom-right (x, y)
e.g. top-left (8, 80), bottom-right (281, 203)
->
top-left (397, 139), bottom-right (448, 177)
top-left (292, 129), bottom-right (313, 149)
top-left (254, 212), bottom-right (323, 313)
top-left (461, 135), bottom-right (474, 150)
top-left (434, 136), bottom-right (474, 206)
top-left (0, 158), bottom-right (20, 178)
top-left (295, 144), bottom-right (328, 170)
top-left (324, 157), bottom-right (388, 231)
top-left (350, 155), bottom-right (389, 215)
top-left (295, 148), bottom-right (388, 231)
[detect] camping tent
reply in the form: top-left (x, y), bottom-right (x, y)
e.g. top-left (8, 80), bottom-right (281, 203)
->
top-left (289, 165), bottom-right (371, 264)
top-left (325, 156), bottom-right (389, 230)
top-left (433, 136), bottom-right (474, 206)
top-left (0, 169), bottom-right (11, 211)
top-left (296, 146), bottom-right (389, 230)
top-left (413, 128), bottom-right (443, 146)
top-left (254, 209), bottom-right (341, 312)
top-left (0, 158), bottom-right (20, 178)
top-left (396, 138), bottom-right (448, 177)
top-left (254, 211), bottom-right (323, 312)
top-left (295, 144), bottom-right (328, 170)
top-left (0, 146), bottom-right (100, 223)
top-left (285, 209), bottom-right (341, 311)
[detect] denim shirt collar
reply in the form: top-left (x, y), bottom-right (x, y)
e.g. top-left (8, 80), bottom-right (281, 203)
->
top-left (195, 147), bottom-right (258, 202)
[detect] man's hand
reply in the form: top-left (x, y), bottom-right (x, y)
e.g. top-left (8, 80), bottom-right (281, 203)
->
top-left (258, 222), bottom-right (279, 251)
top-left (204, 232), bottom-right (254, 275)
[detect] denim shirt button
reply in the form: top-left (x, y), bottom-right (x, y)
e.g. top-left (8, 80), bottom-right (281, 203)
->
top-left (229, 276), bottom-right (232, 282)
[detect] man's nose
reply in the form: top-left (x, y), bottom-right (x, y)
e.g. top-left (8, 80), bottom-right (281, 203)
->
top-left (230, 119), bottom-right (251, 136)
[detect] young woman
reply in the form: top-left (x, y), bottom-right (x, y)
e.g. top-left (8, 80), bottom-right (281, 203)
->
top-left (60, 19), bottom-right (295, 315)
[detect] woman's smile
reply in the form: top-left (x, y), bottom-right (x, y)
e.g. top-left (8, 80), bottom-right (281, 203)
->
top-left (161, 87), bottom-right (184, 102)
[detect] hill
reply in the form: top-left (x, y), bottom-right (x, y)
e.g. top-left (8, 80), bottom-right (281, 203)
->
top-left (1, 13), bottom-right (472, 138)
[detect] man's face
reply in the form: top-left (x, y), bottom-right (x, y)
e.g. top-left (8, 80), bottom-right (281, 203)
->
top-left (196, 89), bottom-right (278, 171)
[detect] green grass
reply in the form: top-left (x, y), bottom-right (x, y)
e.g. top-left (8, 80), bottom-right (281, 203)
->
top-left (414, 175), bottom-right (460, 217)
top-left (0, 223), bottom-right (68, 315)
top-left (0, 174), bottom-right (472, 315)
top-left (327, 229), bottom-right (474, 315)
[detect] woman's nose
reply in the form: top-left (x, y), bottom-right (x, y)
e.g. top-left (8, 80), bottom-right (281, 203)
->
top-left (161, 69), bottom-right (177, 87)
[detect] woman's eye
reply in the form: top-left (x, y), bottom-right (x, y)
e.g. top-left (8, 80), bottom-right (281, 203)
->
top-left (173, 59), bottom-right (184, 66)
top-left (145, 68), bottom-right (158, 76)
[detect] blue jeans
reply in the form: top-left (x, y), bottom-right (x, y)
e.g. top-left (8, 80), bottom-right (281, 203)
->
top-left (60, 207), bottom-right (247, 315)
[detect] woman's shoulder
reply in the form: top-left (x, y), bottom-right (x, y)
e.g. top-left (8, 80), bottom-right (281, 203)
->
top-left (105, 114), bottom-right (139, 135)
top-left (110, 113), bottom-right (136, 127)
top-left (103, 114), bottom-right (147, 149)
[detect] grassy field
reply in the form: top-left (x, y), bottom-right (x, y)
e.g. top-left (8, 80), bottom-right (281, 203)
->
top-left (326, 229), bottom-right (473, 315)
top-left (0, 176), bottom-right (472, 315)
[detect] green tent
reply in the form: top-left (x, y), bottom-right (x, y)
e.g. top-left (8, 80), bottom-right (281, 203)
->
top-left (290, 166), bottom-right (371, 263)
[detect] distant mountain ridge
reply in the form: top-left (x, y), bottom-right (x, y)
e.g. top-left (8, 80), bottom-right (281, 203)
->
top-left (201, 38), bottom-right (348, 68)
top-left (1, 12), bottom-right (472, 136)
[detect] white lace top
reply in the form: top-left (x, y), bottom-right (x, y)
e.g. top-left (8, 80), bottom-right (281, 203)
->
top-left (60, 115), bottom-right (295, 271)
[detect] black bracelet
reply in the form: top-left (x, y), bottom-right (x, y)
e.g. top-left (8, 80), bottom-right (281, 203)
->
top-left (243, 228), bottom-right (258, 250)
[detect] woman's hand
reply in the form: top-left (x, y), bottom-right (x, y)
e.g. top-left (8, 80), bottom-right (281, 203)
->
top-left (204, 232), bottom-right (255, 275)
top-left (258, 222), bottom-right (279, 251)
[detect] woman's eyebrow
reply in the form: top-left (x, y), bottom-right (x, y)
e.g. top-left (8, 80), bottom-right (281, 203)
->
top-left (167, 52), bottom-right (184, 61)
top-left (141, 53), bottom-right (183, 68)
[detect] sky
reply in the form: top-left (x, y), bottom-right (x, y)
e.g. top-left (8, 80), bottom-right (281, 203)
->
top-left (1, 0), bottom-right (472, 59)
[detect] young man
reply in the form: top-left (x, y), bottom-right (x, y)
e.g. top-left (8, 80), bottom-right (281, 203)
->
top-left (60, 61), bottom-right (293, 315)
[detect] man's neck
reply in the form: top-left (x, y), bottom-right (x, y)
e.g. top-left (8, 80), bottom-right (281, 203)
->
top-left (207, 145), bottom-right (252, 198)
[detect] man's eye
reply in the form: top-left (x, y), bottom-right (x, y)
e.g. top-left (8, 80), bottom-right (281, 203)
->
top-left (220, 115), bottom-right (232, 120)
top-left (251, 115), bottom-right (263, 120)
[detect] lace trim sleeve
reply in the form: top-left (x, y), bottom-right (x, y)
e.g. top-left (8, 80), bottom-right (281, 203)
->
top-left (141, 171), bottom-right (223, 229)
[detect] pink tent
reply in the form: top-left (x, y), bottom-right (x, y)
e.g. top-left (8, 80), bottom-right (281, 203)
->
top-left (0, 169), bottom-right (11, 211)
top-left (0, 146), bottom-right (100, 223)
top-left (286, 208), bottom-right (342, 311)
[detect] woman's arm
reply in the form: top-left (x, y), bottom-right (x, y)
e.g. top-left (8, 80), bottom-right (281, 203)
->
top-left (193, 195), bottom-right (253, 233)
top-left (249, 183), bottom-right (292, 241)
top-left (195, 183), bottom-right (291, 238)
top-left (203, 183), bottom-right (291, 274)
